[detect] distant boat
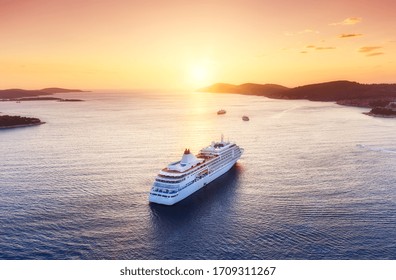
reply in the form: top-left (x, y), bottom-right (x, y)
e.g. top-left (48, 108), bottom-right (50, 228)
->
top-left (217, 109), bottom-right (226, 115)
top-left (242, 115), bottom-right (249, 121)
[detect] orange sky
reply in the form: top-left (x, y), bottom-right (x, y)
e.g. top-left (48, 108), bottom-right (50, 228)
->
top-left (1, 0), bottom-right (395, 90)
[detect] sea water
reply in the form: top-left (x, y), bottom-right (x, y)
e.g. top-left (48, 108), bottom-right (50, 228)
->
top-left (0, 91), bottom-right (395, 259)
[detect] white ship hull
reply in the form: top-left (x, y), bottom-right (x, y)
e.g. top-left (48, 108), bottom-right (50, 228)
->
top-left (149, 137), bottom-right (243, 206)
top-left (149, 157), bottom-right (239, 205)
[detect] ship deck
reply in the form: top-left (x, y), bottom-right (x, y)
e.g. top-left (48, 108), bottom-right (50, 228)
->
top-left (161, 154), bottom-right (217, 174)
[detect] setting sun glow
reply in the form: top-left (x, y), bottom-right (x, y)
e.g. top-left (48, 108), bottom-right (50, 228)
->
top-left (188, 62), bottom-right (213, 88)
top-left (0, 0), bottom-right (396, 90)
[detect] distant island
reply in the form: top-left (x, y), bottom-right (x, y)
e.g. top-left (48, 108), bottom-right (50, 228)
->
top-left (199, 81), bottom-right (396, 117)
top-left (0, 115), bottom-right (45, 129)
top-left (11, 97), bottom-right (84, 102)
top-left (0, 88), bottom-right (86, 101)
top-left (364, 105), bottom-right (396, 117)
top-left (0, 87), bottom-right (86, 130)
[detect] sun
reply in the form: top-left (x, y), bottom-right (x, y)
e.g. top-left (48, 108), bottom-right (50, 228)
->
top-left (191, 64), bottom-right (208, 82)
top-left (187, 61), bottom-right (215, 88)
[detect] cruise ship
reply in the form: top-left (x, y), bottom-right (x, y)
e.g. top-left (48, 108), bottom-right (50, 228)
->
top-left (149, 136), bottom-right (244, 205)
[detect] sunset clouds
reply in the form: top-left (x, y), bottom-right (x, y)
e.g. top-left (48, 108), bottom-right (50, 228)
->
top-left (359, 46), bottom-right (382, 53)
top-left (0, 1), bottom-right (395, 89)
top-left (306, 45), bottom-right (336, 51)
top-left (330, 17), bottom-right (362, 26)
top-left (366, 52), bottom-right (384, 56)
top-left (359, 46), bottom-right (384, 56)
top-left (338, 33), bottom-right (363, 38)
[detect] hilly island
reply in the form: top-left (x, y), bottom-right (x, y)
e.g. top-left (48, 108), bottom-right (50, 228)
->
top-left (0, 88), bottom-right (85, 129)
top-left (0, 87), bottom-right (86, 101)
top-left (199, 80), bottom-right (396, 117)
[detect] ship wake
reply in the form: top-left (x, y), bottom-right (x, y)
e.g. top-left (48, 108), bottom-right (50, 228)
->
top-left (356, 144), bottom-right (396, 154)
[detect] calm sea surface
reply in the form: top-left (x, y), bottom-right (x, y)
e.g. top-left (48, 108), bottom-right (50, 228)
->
top-left (1, 91), bottom-right (395, 260)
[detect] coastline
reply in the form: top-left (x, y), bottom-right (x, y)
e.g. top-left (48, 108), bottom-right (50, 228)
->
top-left (0, 97), bottom-right (84, 102)
top-left (199, 81), bottom-right (396, 118)
top-left (0, 122), bottom-right (46, 129)
top-left (0, 87), bottom-right (87, 101)
top-left (362, 113), bottom-right (396, 118)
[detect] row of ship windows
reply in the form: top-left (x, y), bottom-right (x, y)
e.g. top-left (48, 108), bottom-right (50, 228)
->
top-left (159, 165), bottom-right (207, 185)
top-left (167, 160), bottom-right (208, 178)
top-left (178, 171), bottom-right (209, 192)
top-left (218, 152), bottom-right (235, 160)
top-left (152, 187), bottom-right (178, 194)
top-left (154, 182), bottom-right (179, 188)
top-left (155, 170), bottom-right (209, 193)
top-left (209, 153), bottom-right (237, 170)
top-left (156, 178), bottom-right (185, 184)
top-left (159, 163), bottom-right (206, 182)
top-left (180, 178), bottom-right (196, 191)
top-left (209, 162), bottom-right (224, 171)
top-left (212, 155), bottom-right (221, 161)
top-left (159, 174), bottom-right (184, 180)
top-left (222, 154), bottom-right (232, 160)
top-left (210, 155), bottom-right (240, 171)
top-left (222, 149), bottom-right (233, 155)
top-left (150, 193), bottom-right (178, 198)
top-left (211, 157), bottom-right (221, 163)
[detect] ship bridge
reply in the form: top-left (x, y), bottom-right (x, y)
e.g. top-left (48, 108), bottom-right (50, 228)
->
top-left (200, 136), bottom-right (234, 156)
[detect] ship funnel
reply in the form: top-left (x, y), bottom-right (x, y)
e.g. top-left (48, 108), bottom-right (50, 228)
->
top-left (181, 149), bottom-right (198, 165)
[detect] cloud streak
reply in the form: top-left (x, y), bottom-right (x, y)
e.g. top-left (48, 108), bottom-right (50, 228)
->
top-left (358, 46), bottom-right (384, 57)
top-left (305, 45), bottom-right (335, 50)
top-left (339, 33), bottom-right (363, 38)
top-left (366, 52), bottom-right (384, 57)
top-left (315, 47), bottom-right (336, 50)
top-left (330, 17), bottom-right (362, 26)
top-left (359, 46), bottom-right (382, 53)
